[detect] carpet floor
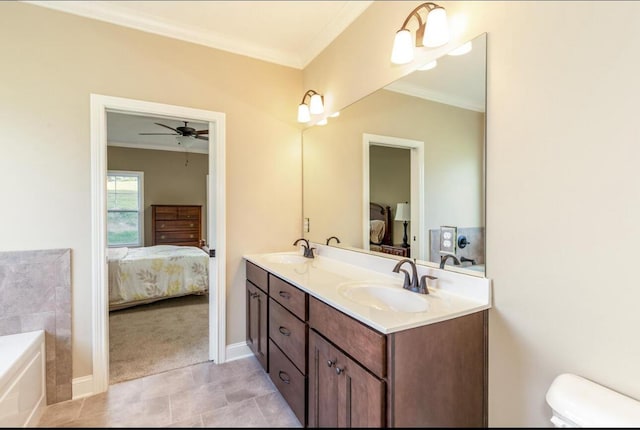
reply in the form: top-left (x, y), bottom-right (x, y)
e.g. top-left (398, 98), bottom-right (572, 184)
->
top-left (108, 294), bottom-right (209, 384)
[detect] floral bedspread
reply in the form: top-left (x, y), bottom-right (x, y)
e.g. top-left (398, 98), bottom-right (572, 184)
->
top-left (108, 245), bottom-right (209, 307)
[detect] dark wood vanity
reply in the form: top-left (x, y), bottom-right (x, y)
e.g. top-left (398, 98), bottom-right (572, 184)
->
top-left (245, 260), bottom-right (488, 427)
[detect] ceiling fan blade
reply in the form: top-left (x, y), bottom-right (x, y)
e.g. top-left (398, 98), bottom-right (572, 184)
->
top-left (154, 122), bottom-right (179, 132)
top-left (195, 136), bottom-right (209, 141)
top-left (138, 132), bottom-right (178, 135)
top-left (196, 129), bottom-right (209, 135)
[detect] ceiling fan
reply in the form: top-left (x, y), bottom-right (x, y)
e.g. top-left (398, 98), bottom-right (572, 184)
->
top-left (139, 121), bottom-right (208, 141)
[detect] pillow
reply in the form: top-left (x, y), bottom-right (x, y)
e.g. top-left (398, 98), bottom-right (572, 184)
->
top-left (370, 220), bottom-right (386, 245)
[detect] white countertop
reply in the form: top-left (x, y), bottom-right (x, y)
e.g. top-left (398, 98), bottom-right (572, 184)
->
top-left (244, 245), bottom-right (491, 334)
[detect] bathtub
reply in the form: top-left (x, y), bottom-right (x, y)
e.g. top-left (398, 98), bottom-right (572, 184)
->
top-left (0, 330), bottom-right (46, 427)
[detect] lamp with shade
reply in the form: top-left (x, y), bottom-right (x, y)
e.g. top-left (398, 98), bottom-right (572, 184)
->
top-left (395, 202), bottom-right (411, 248)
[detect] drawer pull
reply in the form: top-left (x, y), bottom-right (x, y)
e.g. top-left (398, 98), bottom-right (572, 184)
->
top-left (250, 292), bottom-right (259, 299)
top-left (190, 234), bottom-right (194, 238)
top-left (190, 223), bottom-right (194, 227)
top-left (327, 359), bottom-right (336, 368)
top-left (335, 366), bottom-right (344, 375)
top-left (278, 371), bottom-right (291, 385)
top-left (278, 291), bottom-right (291, 299)
top-left (161, 224), bottom-right (165, 228)
top-left (160, 235), bottom-right (165, 239)
top-left (278, 326), bottom-right (291, 336)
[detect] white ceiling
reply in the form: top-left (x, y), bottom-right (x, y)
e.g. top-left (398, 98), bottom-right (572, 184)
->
top-left (25, 0), bottom-right (373, 69)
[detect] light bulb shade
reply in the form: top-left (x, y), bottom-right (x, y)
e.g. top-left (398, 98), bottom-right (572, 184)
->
top-left (316, 118), bottom-right (328, 126)
top-left (395, 202), bottom-right (411, 222)
top-left (297, 103), bottom-right (311, 123)
top-left (391, 29), bottom-right (414, 64)
top-left (418, 60), bottom-right (437, 71)
top-left (448, 41), bottom-right (472, 56)
top-left (309, 93), bottom-right (324, 114)
top-left (422, 7), bottom-right (449, 48)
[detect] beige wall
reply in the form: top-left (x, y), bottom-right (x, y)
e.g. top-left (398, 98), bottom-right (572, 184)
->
top-left (304, 0), bottom-right (640, 426)
top-left (0, 2), bottom-right (302, 379)
top-left (107, 146), bottom-right (209, 246)
top-left (303, 88), bottom-right (483, 251)
top-left (370, 146), bottom-right (410, 245)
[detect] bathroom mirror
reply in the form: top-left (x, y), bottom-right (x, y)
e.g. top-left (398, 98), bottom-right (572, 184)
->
top-left (302, 33), bottom-right (486, 275)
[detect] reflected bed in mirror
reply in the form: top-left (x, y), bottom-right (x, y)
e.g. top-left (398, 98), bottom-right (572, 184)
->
top-left (302, 33), bottom-right (487, 276)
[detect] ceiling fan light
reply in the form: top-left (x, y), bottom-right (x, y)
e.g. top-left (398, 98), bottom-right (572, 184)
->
top-left (298, 103), bottom-right (311, 123)
top-left (309, 93), bottom-right (324, 115)
top-left (423, 7), bottom-right (449, 48)
top-left (391, 29), bottom-right (414, 64)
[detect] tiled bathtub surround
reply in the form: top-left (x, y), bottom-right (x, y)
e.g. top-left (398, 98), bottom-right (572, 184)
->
top-left (0, 249), bottom-right (72, 404)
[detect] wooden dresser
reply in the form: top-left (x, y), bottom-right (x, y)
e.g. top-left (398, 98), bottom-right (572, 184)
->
top-left (151, 204), bottom-right (202, 247)
top-left (380, 244), bottom-right (410, 258)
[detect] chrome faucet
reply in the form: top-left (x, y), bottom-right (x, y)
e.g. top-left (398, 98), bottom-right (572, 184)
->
top-left (293, 238), bottom-right (316, 258)
top-left (392, 259), bottom-right (419, 293)
top-left (325, 236), bottom-right (341, 246)
top-left (439, 254), bottom-right (461, 269)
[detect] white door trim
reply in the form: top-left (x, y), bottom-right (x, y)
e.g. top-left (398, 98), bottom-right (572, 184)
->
top-left (90, 94), bottom-right (226, 395)
top-left (362, 133), bottom-right (425, 259)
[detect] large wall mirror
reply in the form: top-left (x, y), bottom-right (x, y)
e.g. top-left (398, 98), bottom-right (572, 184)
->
top-left (302, 33), bottom-right (487, 276)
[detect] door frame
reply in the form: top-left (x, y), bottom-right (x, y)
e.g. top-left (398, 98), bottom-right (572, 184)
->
top-left (90, 94), bottom-right (226, 394)
top-left (362, 133), bottom-right (425, 259)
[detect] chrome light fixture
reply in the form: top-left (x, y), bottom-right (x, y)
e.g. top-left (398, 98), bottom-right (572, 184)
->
top-left (391, 2), bottom-right (450, 65)
top-left (297, 89), bottom-right (324, 123)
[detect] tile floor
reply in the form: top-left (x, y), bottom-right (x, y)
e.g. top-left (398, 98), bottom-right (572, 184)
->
top-left (35, 356), bottom-right (302, 428)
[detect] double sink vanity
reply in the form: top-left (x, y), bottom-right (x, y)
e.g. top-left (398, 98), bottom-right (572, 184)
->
top-left (244, 244), bottom-right (491, 427)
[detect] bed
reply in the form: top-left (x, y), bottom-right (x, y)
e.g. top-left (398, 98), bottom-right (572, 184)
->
top-left (369, 202), bottom-right (393, 252)
top-left (107, 245), bottom-right (209, 311)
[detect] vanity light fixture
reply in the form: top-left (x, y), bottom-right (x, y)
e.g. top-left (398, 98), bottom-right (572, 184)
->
top-left (418, 60), bottom-right (438, 71)
top-left (316, 118), bottom-right (328, 126)
top-left (391, 2), bottom-right (450, 65)
top-left (297, 89), bottom-right (324, 123)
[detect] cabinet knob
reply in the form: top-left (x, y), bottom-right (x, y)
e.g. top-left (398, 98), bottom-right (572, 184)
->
top-left (278, 326), bottom-right (291, 337)
top-left (190, 223), bottom-right (194, 227)
top-left (327, 359), bottom-right (335, 368)
top-left (190, 234), bottom-right (194, 238)
top-left (250, 292), bottom-right (258, 299)
top-left (278, 371), bottom-right (291, 385)
top-left (161, 224), bottom-right (165, 228)
top-left (335, 367), bottom-right (344, 375)
top-left (278, 291), bottom-right (291, 299)
top-left (160, 235), bottom-right (165, 240)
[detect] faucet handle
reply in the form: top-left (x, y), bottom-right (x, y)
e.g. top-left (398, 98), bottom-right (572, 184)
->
top-left (396, 268), bottom-right (412, 290)
top-left (418, 275), bottom-right (438, 294)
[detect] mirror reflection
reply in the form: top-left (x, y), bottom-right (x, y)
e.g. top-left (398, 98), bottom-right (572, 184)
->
top-left (302, 33), bottom-right (486, 275)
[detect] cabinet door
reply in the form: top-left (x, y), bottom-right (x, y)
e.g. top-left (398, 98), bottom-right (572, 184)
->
top-left (309, 331), bottom-right (340, 427)
top-left (309, 330), bottom-right (384, 428)
top-left (246, 281), bottom-right (268, 370)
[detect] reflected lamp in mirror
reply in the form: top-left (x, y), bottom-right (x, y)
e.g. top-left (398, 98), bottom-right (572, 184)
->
top-left (391, 2), bottom-right (450, 65)
top-left (298, 89), bottom-right (324, 123)
top-left (395, 202), bottom-right (411, 248)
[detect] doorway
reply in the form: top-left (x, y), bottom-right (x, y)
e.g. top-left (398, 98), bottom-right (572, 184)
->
top-left (362, 133), bottom-right (425, 259)
top-left (90, 94), bottom-right (226, 395)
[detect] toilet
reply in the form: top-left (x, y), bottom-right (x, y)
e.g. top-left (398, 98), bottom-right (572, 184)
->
top-left (546, 373), bottom-right (640, 427)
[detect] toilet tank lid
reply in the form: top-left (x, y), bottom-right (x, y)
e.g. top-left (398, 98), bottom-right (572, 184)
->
top-left (546, 373), bottom-right (640, 427)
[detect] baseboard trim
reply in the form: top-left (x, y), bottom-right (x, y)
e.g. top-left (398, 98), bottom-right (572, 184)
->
top-left (72, 374), bottom-right (95, 400)
top-left (225, 341), bottom-right (252, 362)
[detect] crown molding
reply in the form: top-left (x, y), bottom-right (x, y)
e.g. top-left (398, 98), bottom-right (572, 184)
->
top-left (384, 81), bottom-right (486, 113)
top-left (24, 1), bottom-right (372, 69)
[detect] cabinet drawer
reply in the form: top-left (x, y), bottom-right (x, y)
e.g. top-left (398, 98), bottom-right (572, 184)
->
top-left (154, 206), bottom-right (178, 220)
top-left (269, 340), bottom-right (306, 425)
top-left (269, 275), bottom-right (307, 320)
top-left (155, 231), bottom-right (199, 243)
top-left (178, 206), bottom-right (200, 219)
top-left (309, 297), bottom-right (386, 378)
top-left (246, 262), bottom-right (268, 293)
top-left (155, 220), bottom-right (199, 231)
top-left (269, 298), bottom-right (307, 374)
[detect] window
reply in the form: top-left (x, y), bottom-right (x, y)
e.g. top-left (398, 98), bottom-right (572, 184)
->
top-left (107, 171), bottom-right (144, 247)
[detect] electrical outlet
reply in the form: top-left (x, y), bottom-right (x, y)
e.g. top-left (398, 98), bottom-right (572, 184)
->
top-left (439, 226), bottom-right (457, 255)
top-left (303, 217), bottom-right (310, 232)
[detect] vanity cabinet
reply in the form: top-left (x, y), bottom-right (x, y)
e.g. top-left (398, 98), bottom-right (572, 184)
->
top-left (245, 261), bottom-right (488, 428)
top-left (246, 262), bottom-right (268, 371)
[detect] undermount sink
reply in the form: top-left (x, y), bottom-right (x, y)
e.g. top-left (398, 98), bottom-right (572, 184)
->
top-left (263, 253), bottom-right (310, 264)
top-left (337, 281), bottom-right (430, 313)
